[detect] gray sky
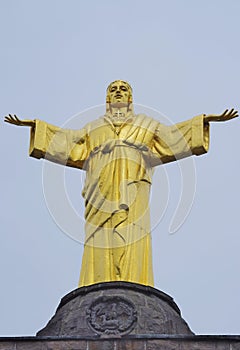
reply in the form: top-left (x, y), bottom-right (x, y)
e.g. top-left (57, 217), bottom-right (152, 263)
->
top-left (0, 0), bottom-right (240, 336)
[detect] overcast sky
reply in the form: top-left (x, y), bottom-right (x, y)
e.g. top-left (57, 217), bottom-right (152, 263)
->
top-left (0, 0), bottom-right (240, 336)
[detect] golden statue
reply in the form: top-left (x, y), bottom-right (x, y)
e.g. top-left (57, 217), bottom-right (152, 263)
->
top-left (5, 80), bottom-right (238, 287)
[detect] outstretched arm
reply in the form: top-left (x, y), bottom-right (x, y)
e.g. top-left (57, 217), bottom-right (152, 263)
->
top-left (4, 114), bottom-right (35, 127)
top-left (204, 108), bottom-right (238, 123)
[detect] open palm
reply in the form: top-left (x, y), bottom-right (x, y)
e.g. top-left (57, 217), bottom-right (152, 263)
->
top-left (4, 114), bottom-right (35, 127)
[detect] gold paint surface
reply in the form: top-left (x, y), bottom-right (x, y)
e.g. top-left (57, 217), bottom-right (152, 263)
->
top-left (4, 82), bottom-right (238, 287)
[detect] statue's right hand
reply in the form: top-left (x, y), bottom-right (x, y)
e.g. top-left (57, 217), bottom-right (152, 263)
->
top-left (4, 114), bottom-right (35, 127)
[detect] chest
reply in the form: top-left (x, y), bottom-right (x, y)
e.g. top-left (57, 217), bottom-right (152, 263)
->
top-left (87, 122), bottom-right (155, 151)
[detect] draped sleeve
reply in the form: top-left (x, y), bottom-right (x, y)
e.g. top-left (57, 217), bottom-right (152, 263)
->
top-left (29, 119), bottom-right (89, 170)
top-left (150, 114), bottom-right (210, 166)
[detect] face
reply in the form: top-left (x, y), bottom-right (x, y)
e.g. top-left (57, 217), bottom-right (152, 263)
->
top-left (108, 81), bottom-right (131, 105)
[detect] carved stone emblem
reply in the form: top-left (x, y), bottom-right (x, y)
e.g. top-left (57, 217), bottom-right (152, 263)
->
top-left (86, 295), bottom-right (137, 336)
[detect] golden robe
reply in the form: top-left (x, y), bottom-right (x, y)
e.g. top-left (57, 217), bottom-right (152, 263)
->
top-left (29, 113), bottom-right (209, 287)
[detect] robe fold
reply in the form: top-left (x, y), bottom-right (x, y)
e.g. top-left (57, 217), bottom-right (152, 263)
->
top-left (29, 113), bottom-right (209, 287)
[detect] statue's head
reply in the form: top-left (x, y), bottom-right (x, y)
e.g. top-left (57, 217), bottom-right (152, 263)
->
top-left (106, 80), bottom-right (133, 105)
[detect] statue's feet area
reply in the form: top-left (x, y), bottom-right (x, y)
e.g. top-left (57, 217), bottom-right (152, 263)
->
top-left (37, 281), bottom-right (194, 337)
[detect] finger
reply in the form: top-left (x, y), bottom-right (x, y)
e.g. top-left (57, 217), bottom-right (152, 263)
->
top-left (230, 109), bottom-right (238, 115)
top-left (14, 114), bottom-right (20, 121)
top-left (225, 109), bottom-right (238, 119)
top-left (226, 109), bottom-right (236, 118)
top-left (224, 108), bottom-right (236, 118)
top-left (221, 109), bottom-right (228, 116)
top-left (228, 108), bottom-right (235, 115)
top-left (5, 117), bottom-right (14, 123)
top-left (5, 115), bottom-right (18, 123)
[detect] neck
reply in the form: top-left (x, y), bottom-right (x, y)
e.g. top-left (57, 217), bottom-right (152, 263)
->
top-left (109, 103), bottom-right (130, 116)
top-left (107, 104), bottom-right (132, 126)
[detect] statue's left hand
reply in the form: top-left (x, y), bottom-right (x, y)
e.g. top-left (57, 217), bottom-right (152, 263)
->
top-left (204, 108), bottom-right (238, 123)
top-left (4, 114), bottom-right (35, 127)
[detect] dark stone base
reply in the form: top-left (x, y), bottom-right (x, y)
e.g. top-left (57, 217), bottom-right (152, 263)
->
top-left (2, 283), bottom-right (240, 349)
top-left (1, 335), bottom-right (240, 350)
top-left (37, 282), bottom-right (194, 337)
